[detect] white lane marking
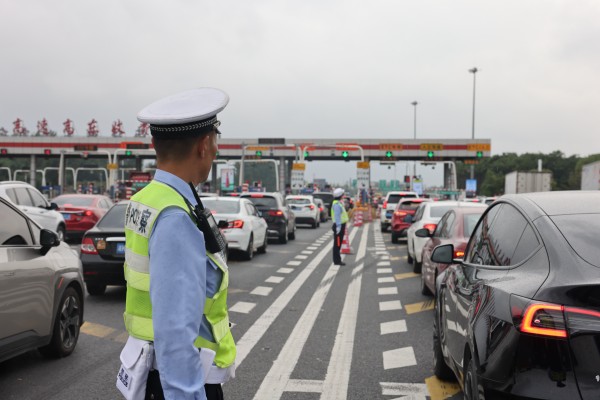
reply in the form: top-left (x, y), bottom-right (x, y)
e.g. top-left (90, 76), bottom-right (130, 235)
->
top-left (383, 347), bottom-right (418, 370)
top-left (266, 276), bottom-right (284, 284)
top-left (230, 301), bottom-right (256, 314)
top-left (377, 261), bottom-right (391, 266)
top-left (286, 379), bottom-right (323, 392)
top-left (250, 286), bottom-right (273, 296)
top-left (380, 382), bottom-right (428, 399)
top-left (378, 277), bottom-right (395, 283)
top-left (277, 267), bottom-right (294, 274)
top-left (287, 261), bottom-right (302, 266)
top-left (380, 320), bottom-right (407, 335)
top-left (307, 246), bottom-right (318, 250)
top-left (375, 251), bottom-right (388, 254)
top-left (253, 228), bottom-right (367, 400)
top-left (380, 255), bottom-right (390, 260)
top-left (235, 227), bottom-right (359, 368)
top-left (301, 250), bottom-right (314, 255)
top-left (354, 222), bottom-right (370, 263)
top-left (295, 255), bottom-right (309, 260)
top-left (378, 287), bottom-right (398, 295)
top-left (380, 300), bottom-right (402, 311)
top-left (377, 268), bottom-right (393, 274)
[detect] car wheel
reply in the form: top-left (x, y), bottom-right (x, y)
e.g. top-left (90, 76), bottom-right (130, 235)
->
top-left (433, 307), bottom-right (455, 381)
top-left (407, 252), bottom-right (413, 264)
top-left (279, 225), bottom-right (289, 244)
top-left (86, 283), bottom-right (107, 296)
top-left (288, 224), bottom-right (296, 240)
top-left (421, 271), bottom-right (432, 296)
top-left (244, 235), bottom-right (254, 260)
top-left (257, 233), bottom-right (268, 254)
top-left (413, 257), bottom-right (422, 274)
top-left (391, 232), bottom-right (398, 244)
top-left (56, 225), bottom-right (66, 242)
top-left (464, 355), bottom-right (485, 400)
top-left (39, 287), bottom-right (81, 358)
top-left (311, 219), bottom-right (317, 229)
top-left (380, 222), bottom-right (387, 232)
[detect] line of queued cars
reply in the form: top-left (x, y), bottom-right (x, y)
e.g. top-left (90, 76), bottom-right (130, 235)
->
top-left (385, 191), bottom-right (600, 400)
top-left (77, 189), bottom-right (332, 297)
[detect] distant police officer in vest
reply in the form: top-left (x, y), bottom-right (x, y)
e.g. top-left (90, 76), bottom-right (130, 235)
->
top-left (331, 188), bottom-right (349, 266)
top-left (117, 88), bottom-right (235, 400)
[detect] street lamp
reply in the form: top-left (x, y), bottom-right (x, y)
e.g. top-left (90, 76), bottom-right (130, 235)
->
top-left (411, 101), bottom-right (418, 139)
top-left (469, 67), bottom-right (478, 179)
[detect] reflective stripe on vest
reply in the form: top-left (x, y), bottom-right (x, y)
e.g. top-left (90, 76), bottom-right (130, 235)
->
top-left (123, 180), bottom-right (236, 368)
top-left (331, 199), bottom-right (349, 223)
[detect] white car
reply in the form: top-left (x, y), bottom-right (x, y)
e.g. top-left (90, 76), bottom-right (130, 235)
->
top-left (0, 181), bottom-right (66, 241)
top-left (285, 195), bottom-right (320, 228)
top-left (201, 197), bottom-right (268, 260)
top-left (379, 191), bottom-right (419, 232)
top-left (406, 201), bottom-right (487, 273)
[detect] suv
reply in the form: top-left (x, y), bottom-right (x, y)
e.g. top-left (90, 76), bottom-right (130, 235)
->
top-left (0, 197), bottom-right (84, 363)
top-left (312, 192), bottom-right (334, 219)
top-left (0, 181), bottom-right (66, 241)
top-left (390, 198), bottom-right (431, 243)
top-left (380, 191), bottom-right (419, 232)
top-left (286, 195), bottom-right (320, 228)
top-left (240, 192), bottom-right (296, 244)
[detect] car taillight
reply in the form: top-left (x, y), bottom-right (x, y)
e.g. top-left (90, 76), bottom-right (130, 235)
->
top-left (81, 237), bottom-right (98, 255)
top-left (84, 210), bottom-right (94, 217)
top-left (383, 201), bottom-right (388, 208)
top-left (268, 210), bottom-right (283, 216)
top-left (393, 211), bottom-right (407, 217)
top-left (423, 223), bottom-right (437, 234)
top-left (564, 306), bottom-right (600, 336)
top-left (228, 220), bottom-right (244, 229)
top-left (309, 205), bottom-right (315, 210)
top-left (319, 207), bottom-right (323, 211)
top-left (520, 304), bottom-right (567, 338)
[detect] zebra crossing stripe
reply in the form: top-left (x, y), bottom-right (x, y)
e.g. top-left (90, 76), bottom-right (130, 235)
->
top-left (383, 347), bottom-right (417, 370)
top-left (380, 320), bottom-right (407, 335)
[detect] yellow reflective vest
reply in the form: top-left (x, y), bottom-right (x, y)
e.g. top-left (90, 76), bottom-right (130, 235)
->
top-left (123, 180), bottom-right (235, 368)
top-left (330, 199), bottom-right (349, 224)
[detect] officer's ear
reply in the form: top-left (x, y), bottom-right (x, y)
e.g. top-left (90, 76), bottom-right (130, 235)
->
top-left (195, 134), bottom-right (210, 158)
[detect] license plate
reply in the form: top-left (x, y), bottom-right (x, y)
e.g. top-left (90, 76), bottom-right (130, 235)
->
top-left (116, 242), bottom-right (125, 255)
top-left (62, 213), bottom-right (71, 220)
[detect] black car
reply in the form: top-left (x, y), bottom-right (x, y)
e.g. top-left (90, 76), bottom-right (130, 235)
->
top-left (80, 201), bottom-right (129, 295)
top-left (240, 192), bottom-right (296, 244)
top-left (312, 192), bottom-right (334, 220)
top-left (431, 191), bottom-right (600, 400)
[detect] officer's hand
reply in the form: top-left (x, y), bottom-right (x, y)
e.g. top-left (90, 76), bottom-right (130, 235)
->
top-left (336, 226), bottom-right (341, 235)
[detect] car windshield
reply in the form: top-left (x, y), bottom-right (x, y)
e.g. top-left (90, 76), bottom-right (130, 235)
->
top-left (97, 204), bottom-right (127, 229)
top-left (202, 200), bottom-right (240, 214)
top-left (550, 214), bottom-right (600, 268)
top-left (399, 201), bottom-right (422, 210)
top-left (54, 196), bottom-right (95, 207)
top-left (430, 205), bottom-right (455, 218)
top-left (287, 198), bottom-right (311, 205)
top-left (244, 196), bottom-right (278, 209)
top-left (313, 193), bottom-right (333, 203)
top-left (388, 194), bottom-right (416, 204)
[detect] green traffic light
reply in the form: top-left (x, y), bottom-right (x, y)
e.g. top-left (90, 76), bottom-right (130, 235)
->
top-left (427, 151), bottom-right (434, 158)
top-left (342, 151), bottom-right (349, 158)
top-left (255, 150), bottom-right (262, 157)
top-left (304, 151), bottom-right (309, 158)
top-left (385, 151), bottom-right (393, 158)
top-left (476, 151), bottom-right (483, 158)
top-left (125, 150), bottom-right (132, 156)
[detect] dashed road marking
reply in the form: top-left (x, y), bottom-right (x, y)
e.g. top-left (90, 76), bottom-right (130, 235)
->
top-left (379, 300), bottom-right (402, 311)
top-left (390, 256), bottom-right (401, 261)
top-left (378, 287), bottom-right (398, 295)
top-left (377, 261), bottom-right (391, 266)
top-left (405, 299), bottom-right (435, 314)
top-left (380, 320), bottom-right (407, 335)
top-left (295, 255), bottom-right (309, 260)
top-left (250, 286), bottom-right (273, 296)
top-left (377, 268), bottom-right (393, 274)
top-left (383, 347), bottom-right (418, 370)
top-left (378, 277), bottom-right (395, 283)
top-left (287, 260), bottom-right (302, 266)
top-left (277, 267), bottom-right (294, 274)
top-left (230, 301), bottom-right (256, 314)
top-left (266, 276), bottom-right (284, 284)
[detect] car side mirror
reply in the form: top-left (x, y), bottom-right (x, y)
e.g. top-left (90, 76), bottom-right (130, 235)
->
top-left (217, 220), bottom-right (229, 229)
top-left (431, 244), bottom-right (455, 264)
top-left (48, 202), bottom-right (58, 210)
top-left (404, 215), bottom-right (413, 223)
top-left (257, 210), bottom-right (263, 217)
top-left (415, 228), bottom-right (431, 238)
top-left (40, 229), bottom-right (60, 255)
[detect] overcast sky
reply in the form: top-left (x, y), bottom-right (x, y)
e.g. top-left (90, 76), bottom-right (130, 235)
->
top-left (2, 0), bottom-right (599, 186)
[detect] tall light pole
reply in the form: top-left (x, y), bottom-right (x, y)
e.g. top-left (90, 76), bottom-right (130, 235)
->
top-left (411, 101), bottom-right (418, 191)
top-left (469, 67), bottom-right (478, 180)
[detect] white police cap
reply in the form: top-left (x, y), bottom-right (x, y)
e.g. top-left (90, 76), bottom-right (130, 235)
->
top-left (333, 188), bottom-right (344, 198)
top-left (137, 87), bottom-right (229, 139)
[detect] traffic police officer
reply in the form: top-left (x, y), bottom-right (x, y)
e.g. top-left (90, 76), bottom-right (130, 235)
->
top-left (331, 187), bottom-right (349, 266)
top-left (121, 88), bottom-right (235, 400)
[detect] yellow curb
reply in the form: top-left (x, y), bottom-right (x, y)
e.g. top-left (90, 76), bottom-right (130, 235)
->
top-left (405, 299), bottom-right (435, 314)
top-left (425, 376), bottom-right (461, 400)
top-left (394, 272), bottom-right (420, 280)
top-left (80, 322), bottom-right (116, 338)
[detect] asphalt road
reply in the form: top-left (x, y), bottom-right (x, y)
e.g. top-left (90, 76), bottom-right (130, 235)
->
top-left (0, 221), bottom-right (463, 400)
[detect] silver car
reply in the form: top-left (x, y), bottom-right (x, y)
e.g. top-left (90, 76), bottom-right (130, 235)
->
top-left (0, 197), bottom-right (85, 363)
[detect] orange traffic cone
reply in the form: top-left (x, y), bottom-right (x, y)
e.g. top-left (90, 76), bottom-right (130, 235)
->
top-left (341, 226), bottom-right (352, 254)
top-left (353, 211), bottom-right (363, 227)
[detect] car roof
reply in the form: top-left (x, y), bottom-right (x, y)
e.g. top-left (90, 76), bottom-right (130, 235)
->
top-left (202, 196), bottom-right (243, 202)
top-left (502, 191), bottom-right (600, 217)
top-left (0, 180), bottom-right (33, 187)
top-left (424, 201), bottom-right (487, 209)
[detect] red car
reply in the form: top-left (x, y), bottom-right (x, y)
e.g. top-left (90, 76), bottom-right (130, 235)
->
top-left (390, 198), bottom-right (431, 243)
top-left (52, 194), bottom-right (114, 240)
top-left (418, 205), bottom-right (487, 296)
